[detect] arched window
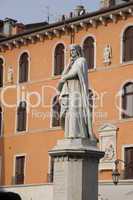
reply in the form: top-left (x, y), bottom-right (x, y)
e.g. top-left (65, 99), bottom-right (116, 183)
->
top-left (51, 95), bottom-right (60, 127)
top-left (0, 107), bottom-right (2, 136)
top-left (123, 26), bottom-right (133, 62)
top-left (19, 53), bottom-right (29, 83)
top-left (88, 89), bottom-right (94, 120)
top-left (17, 101), bottom-right (27, 132)
top-left (122, 82), bottom-right (133, 119)
top-left (54, 43), bottom-right (65, 75)
top-left (0, 58), bottom-right (3, 87)
top-left (83, 37), bottom-right (95, 69)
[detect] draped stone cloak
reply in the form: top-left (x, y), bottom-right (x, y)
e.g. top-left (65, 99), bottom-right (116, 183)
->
top-left (58, 57), bottom-right (93, 139)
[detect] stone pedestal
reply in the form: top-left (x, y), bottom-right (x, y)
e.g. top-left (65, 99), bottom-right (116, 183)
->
top-left (49, 139), bottom-right (104, 200)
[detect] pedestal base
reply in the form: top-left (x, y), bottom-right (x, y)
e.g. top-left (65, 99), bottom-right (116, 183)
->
top-left (49, 139), bottom-right (104, 200)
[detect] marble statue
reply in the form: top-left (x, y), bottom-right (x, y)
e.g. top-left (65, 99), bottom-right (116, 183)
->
top-left (58, 44), bottom-right (96, 140)
top-left (103, 44), bottom-right (112, 64)
top-left (7, 66), bottom-right (13, 83)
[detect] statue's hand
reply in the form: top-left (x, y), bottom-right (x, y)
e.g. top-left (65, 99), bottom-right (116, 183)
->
top-left (58, 78), bottom-right (65, 92)
top-left (60, 77), bottom-right (66, 83)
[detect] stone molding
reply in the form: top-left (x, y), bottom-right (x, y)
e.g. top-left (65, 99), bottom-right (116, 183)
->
top-left (49, 138), bottom-right (104, 160)
top-left (0, 3), bottom-right (133, 52)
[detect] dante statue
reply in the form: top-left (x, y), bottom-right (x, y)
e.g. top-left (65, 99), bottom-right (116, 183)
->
top-left (58, 44), bottom-right (96, 141)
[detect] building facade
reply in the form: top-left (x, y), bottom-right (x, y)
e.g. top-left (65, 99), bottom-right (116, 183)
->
top-left (0, 0), bottom-right (133, 199)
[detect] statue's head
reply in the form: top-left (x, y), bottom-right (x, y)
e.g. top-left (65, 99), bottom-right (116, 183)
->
top-left (69, 44), bottom-right (83, 60)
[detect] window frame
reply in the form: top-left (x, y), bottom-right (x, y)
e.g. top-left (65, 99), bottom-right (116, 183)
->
top-left (50, 95), bottom-right (61, 128)
top-left (123, 26), bottom-right (133, 63)
top-left (122, 145), bottom-right (133, 180)
top-left (0, 59), bottom-right (3, 88)
top-left (124, 147), bottom-right (133, 179)
top-left (121, 82), bottom-right (133, 119)
top-left (0, 56), bottom-right (5, 88)
top-left (16, 101), bottom-right (28, 133)
top-left (81, 35), bottom-right (96, 70)
top-left (0, 106), bottom-right (3, 137)
top-left (13, 154), bottom-right (26, 185)
top-left (0, 156), bottom-right (2, 184)
top-left (52, 42), bottom-right (66, 76)
top-left (120, 24), bottom-right (133, 64)
top-left (17, 51), bottom-right (30, 84)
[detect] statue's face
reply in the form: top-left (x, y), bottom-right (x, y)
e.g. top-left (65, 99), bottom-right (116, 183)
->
top-left (70, 47), bottom-right (78, 59)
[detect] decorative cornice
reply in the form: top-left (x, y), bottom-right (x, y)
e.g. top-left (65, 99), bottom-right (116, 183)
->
top-left (98, 123), bottom-right (118, 132)
top-left (20, 38), bottom-right (28, 45)
top-left (128, 8), bottom-right (133, 15)
top-left (0, 45), bottom-right (6, 52)
top-left (5, 42), bottom-right (13, 50)
top-left (80, 21), bottom-right (88, 29)
top-left (89, 19), bottom-right (97, 28)
top-left (53, 29), bottom-right (61, 37)
top-left (28, 36), bottom-right (36, 44)
top-left (99, 16), bottom-right (107, 26)
top-left (119, 11), bottom-right (127, 20)
top-left (109, 14), bottom-right (117, 23)
top-left (0, 3), bottom-right (133, 52)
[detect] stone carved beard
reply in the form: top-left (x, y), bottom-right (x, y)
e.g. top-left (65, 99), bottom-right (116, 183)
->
top-left (70, 44), bottom-right (83, 63)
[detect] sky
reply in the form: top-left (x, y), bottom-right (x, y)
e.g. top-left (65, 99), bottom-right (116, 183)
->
top-left (0, 0), bottom-right (100, 24)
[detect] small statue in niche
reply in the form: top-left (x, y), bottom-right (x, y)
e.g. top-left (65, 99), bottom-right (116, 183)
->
top-left (7, 66), bottom-right (13, 83)
top-left (103, 44), bottom-right (112, 65)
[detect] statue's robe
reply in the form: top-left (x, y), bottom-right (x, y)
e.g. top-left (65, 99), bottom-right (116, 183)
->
top-left (58, 57), bottom-right (94, 139)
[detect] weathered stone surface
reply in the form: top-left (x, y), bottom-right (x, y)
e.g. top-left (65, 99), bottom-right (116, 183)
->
top-left (49, 138), bottom-right (104, 200)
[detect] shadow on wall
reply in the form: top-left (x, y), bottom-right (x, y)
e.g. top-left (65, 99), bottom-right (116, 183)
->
top-left (0, 192), bottom-right (22, 200)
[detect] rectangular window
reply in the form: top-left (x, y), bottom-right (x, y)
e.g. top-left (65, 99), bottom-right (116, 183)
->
top-left (19, 53), bottom-right (29, 83)
top-left (0, 59), bottom-right (3, 88)
top-left (0, 156), bottom-right (2, 185)
top-left (17, 109), bottom-right (26, 131)
top-left (17, 101), bottom-right (27, 132)
top-left (125, 147), bottom-right (133, 179)
top-left (15, 156), bottom-right (25, 184)
top-left (0, 110), bottom-right (2, 136)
